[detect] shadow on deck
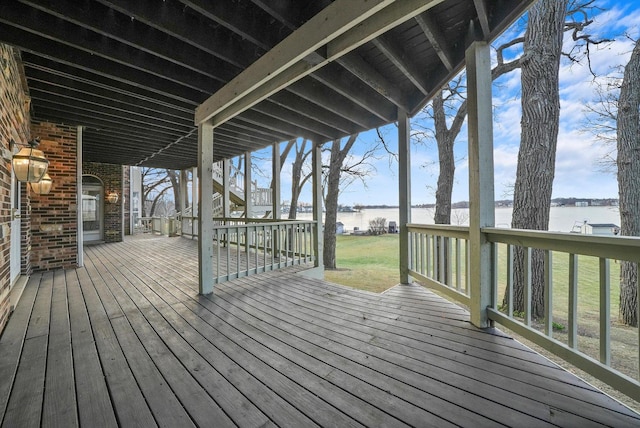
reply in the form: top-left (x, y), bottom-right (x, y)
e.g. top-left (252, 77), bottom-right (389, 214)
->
top-left (1, 235), bottom-right (638, 427)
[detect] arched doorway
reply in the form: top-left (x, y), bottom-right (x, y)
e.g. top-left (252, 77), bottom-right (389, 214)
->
top-left (82, 175), bottom-right (103, 243)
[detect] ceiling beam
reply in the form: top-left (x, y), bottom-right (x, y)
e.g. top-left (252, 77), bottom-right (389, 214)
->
top-left (0, 5), bottom-right (222, 94)
top-left (335, 53), bottom-right (412, 112)
top-left (415, 11), bottom-right (455, 72)
top-left (195, 0), bottom-right (395, 125)
top-left (178, 0), bottom-right (281, 50)
top-left (20, 0), bottom-right (241, 82)
top-left (22, 54), bottom-right (197, 110)
top-left (27, 80), bottom-right (194, 128)
top-left (3, 33), bottom-right (207, 105)
top-left (311, 65), bottom-right (397, 122)
top-left (371, 36), bottom-right (431, 96)
top-left (473, 0), bottom-right (491, 39)
top-left (95, 0), bottom-right (257, 68)
top-left (30, 92), bottom-right (196, 135)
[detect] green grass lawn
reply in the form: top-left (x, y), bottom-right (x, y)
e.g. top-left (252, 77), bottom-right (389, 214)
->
top-left (324, 234), bottom-right (400, 293)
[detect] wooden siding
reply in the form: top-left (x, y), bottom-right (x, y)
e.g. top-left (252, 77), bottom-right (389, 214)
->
top-left (0, 235), bottom-right (638, 427)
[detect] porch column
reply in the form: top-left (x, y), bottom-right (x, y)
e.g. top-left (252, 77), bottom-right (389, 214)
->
top-left (272, 142), bottom-right (281, 219)
top-left (222, 158), bottom-right (231, 218)
top-left (198, 121), bottom-right (214, 294)
top-left (467, 41), bottom-right (495, 328)
top-left (77, 125), bottom-right (84, 267)
top-left (312, 141), bottom-right (324, 270)
top-left (398, 109), bottom-right (412, 284)
top-left (244, 151), bottom-right (253, 218)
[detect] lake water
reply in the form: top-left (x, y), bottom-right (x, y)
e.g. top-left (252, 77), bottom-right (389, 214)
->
top-left (297, 206), bottom-right (620, 233)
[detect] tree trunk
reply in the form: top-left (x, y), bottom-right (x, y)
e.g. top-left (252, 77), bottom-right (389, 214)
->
top-left (507, 0), bottom-right (568, 318)
top-left (433, 91), bottom-right (456, 225)
top-left (323, 135), bottom-right (357, 269)
top-left (167, 170), bottom-right (180, 213)
top-left (288, 140), bottom-right (309, 220)
top-left (617, 39), bottom-right (640, 327)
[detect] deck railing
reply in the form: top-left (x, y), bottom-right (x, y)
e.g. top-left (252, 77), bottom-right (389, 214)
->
top-left (153, 213), bottom-right (317, 283)
top-left (211, 219), bottom-right (317, 284)
top-left (407, 223), bottom-right (640, 401)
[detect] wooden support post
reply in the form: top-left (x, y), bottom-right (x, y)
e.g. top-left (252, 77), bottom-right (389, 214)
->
top-left (222, 158), bottom-right (231, 218)
top-left (198, 121), bottom-right (214, 294)
top-left (272, 142), bottom-right (281, 219)
top-left (76, 125), bottom-right (84, 267)
top-left (467, 41), bottom-right (495, 328)
top-left (312, 141), bottom-right (324, 270)
top-left (398, 109), bottom-right (412, 285)
top-left (244, 151), bottom-right (253, 219)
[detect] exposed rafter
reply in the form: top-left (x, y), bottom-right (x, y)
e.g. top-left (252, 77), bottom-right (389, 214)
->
top-left (473, 0), bottom-right (491, 39)
top-left (415, 11), bottom-right (455, 72)
top-left (0, 0), bottom-right (535, 169)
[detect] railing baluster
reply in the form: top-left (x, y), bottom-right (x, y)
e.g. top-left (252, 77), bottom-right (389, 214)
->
top-left (568, 253), bottom-right (578, 349)
top-left (446, 237), bottom-right (453, 287)
top-left (524, 246), bottom-right (532, 327)
top-left (426, 234), bottom-right (431, 278)
top-left (491, 242), bottom-right (498, 310)
top-left (507, 244), bottom-right (513, 318)
top-left (544, 250), bottom-right (553, 337)
top-left (456, 238), bottom-right (462, 292)
top-left (438, 236), bottom-right (445, 284)
top-left (465, 238), bottom-right (470, 295)
top-left (599, 257), bottom-right (611, 365)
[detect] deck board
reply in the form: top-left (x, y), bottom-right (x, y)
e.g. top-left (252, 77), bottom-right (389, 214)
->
top-left (0, 235), bottom-right (638, 427)
top-left (42, 270), bottom-right (78, 428)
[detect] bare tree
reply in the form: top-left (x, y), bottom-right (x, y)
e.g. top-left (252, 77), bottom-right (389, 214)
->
top-left (507, 0), bottom-right (609, 318)
top-left (288, 140), bottom-right (312, 219)
top-left (322, 134), bottom-right (379, 269)
top-left (617, 38), bottom-right (640, 326)
top-left (323, 135), bottom-right (358, 269)
top-left (510, 0), bottom-right (569, 318)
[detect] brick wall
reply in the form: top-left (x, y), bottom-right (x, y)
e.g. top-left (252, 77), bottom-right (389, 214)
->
top-left (83, 162), bottom-right (124, 243)
top-left (30, 122), bottom-right (78, 271)
top-left (0, 44), bottom-right (32, 332)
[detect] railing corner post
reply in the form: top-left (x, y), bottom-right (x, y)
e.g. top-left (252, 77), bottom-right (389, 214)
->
top-left (467, 41), bottom-right (494, 328)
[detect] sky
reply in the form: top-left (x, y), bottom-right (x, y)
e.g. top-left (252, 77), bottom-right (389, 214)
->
top-left (252, 1), bottom-right (640, 207)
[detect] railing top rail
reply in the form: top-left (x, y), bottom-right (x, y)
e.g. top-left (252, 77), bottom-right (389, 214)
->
top-left (407, 223), bottom-right (470, 239)
top-left (483, 227), bottom-right (640, 262)
top-left (212, 219), bottom-right (315, 230)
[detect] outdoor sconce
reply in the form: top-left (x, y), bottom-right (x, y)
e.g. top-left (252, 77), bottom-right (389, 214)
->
top-left (30, 173), bottom-right (52, 195)
top-left (11, 137), bottom-right (49, 182)
top-left (106, 191), bottom-right (119, 204)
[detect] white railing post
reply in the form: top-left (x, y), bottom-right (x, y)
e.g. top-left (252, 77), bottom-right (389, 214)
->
top-left (244, 152), bottom-right (253, 218)
top-left (222, 158), bottom-right (231, 218)
top-left (198, 122), bottom-right (214, 295)
top-left (271, 143), bottom-right (282, 220)
top-left (312, 141), bottom-right (323, 270)
top-left (398, 109), bottom-right (412, 284)
top-left (467, 41), bottom-right (495, 328)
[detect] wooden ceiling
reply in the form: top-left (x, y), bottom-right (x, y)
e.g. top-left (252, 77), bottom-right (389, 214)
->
top-left (1, 0), bottom-right (533, 169)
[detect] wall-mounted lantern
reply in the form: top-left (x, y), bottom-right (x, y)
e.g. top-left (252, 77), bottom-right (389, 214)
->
top-left (30, 173), bottom-right (53, 195)
top-left (106, 191), bottom-right (119, 204)
top-left (11, 137), bottom-right (49, 182)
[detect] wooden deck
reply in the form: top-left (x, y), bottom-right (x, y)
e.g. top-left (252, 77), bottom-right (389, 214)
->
top-left (1, 236), bottom-right (639, 427)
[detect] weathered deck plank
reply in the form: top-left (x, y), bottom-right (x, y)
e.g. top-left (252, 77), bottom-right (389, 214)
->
top-left (0, 235), bottom-right (638, 427)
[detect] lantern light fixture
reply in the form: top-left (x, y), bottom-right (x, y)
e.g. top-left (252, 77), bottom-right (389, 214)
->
top-left (106, 191), bottom-right (119, 204)
top-left (30, 173), bottom-right (53, 195)
top-left (11, 137), bottom-right (49, 183)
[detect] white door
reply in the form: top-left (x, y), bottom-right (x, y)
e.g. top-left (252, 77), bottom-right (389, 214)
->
top-left (10, 172), bottom-right (21, 285)
top-left (82, 180), bottom-right (103, 243)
